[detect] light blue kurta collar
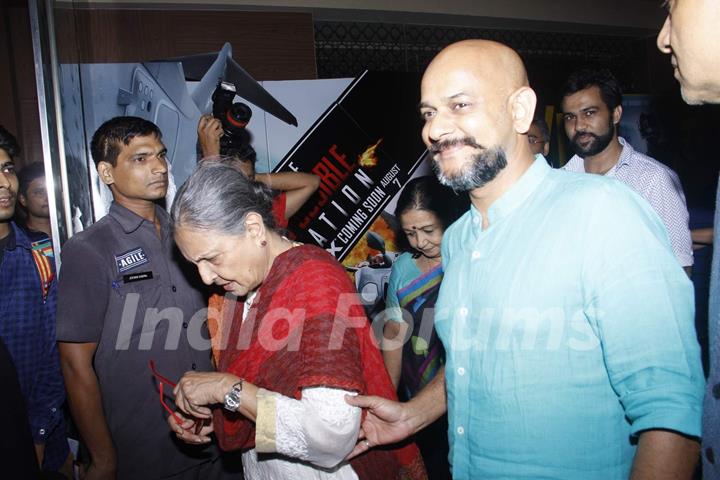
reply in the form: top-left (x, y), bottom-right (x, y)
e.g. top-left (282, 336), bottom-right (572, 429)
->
top-left (469, 155), bottom-right (551, 229)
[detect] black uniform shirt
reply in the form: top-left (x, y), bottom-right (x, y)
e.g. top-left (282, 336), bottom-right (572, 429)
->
top-left (57, 202), bottom-right (214, 479)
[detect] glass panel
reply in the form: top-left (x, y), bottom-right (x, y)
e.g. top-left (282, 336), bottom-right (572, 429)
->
top-left (28, 0), bottom-right (75, 265)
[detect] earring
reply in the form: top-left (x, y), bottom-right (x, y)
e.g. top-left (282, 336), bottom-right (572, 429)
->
top-left (261, 240), bottom-right (267, 247)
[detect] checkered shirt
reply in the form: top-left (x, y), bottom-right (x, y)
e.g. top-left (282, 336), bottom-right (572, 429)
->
top-left (563, 137), bottom-right (693, 267)
top-left (0, 223), bottom-right (67, 469)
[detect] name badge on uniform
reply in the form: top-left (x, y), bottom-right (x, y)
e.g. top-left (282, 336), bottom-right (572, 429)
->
top-left (115, 247), bottom-right (149, 273)
top-left (123, 271), bottom-right (154, 283)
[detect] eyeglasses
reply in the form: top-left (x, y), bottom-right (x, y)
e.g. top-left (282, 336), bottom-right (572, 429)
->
top-left (528, 135), bottom-right (546, 145)
top-left (149, 360), bottom-right (203, 433)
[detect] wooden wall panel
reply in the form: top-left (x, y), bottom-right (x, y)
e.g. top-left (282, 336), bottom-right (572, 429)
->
top-left (2, 1), bottom-right (43, 169)
top-left (2, 4), bottom-right (316, 171)
top-left (54, 9), bottom-right (317, 80)
top-left (0, 2), bottom-right (19, 140)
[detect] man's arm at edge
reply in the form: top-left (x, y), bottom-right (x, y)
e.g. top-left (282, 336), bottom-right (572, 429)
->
top-left (59, 341), bottom-right (117, 472)
top-left (630, 429), bottom-right (699, 480)
top-left (404, 365), bottom-right (447, 432)
top-left (256, 172), bottom-right (320, 218)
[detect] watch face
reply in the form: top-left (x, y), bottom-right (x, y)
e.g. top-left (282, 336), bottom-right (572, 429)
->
top-left (224, 381), bottom-right (243, 411)
top-left (224, 389), bottom-right (241, 411)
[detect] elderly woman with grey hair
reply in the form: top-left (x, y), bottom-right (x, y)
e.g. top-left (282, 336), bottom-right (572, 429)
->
top-left (167, 161), bottom-right (426, 480)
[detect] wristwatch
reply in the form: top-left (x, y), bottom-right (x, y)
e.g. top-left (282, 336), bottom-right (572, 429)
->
top-left (223, 379), bottom-right (244, 412)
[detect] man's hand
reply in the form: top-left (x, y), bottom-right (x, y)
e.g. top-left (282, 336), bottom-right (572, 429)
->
top-left (197, 114), bottom-right (223, 158)
top-left (80, 454), bottom-right (117, 480)
top-left (33, 443), bottom-right (45, 469)
top-left (344, 394), bottom-right (415, 458)
top-left (345, 367), bottom-right (447, 458)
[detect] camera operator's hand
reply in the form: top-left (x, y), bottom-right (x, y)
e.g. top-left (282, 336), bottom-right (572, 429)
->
top-left (198, 114), bottom-right (223, 158)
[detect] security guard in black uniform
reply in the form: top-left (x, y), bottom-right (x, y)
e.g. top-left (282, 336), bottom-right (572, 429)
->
top-left (57, 117), bottom-right (235, 479)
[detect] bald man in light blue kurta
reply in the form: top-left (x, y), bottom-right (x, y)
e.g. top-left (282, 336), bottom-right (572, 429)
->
top-left (346, 39), bottom-right (704, 480)
top-left (436, 155), bottom-right (703, 478)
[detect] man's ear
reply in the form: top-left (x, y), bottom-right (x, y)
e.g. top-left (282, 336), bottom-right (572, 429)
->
top-left (509, 87), bottom-right (537, 134)
top-left (18, 193), bottom-right (27, 208)
top-left (97, 161), bottom-right (115, 186)
top-left (612, 105), bottom-right (623, 125)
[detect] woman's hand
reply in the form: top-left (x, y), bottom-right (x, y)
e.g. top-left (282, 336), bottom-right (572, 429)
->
top-left (173, 371), bottom-right (238, 419)
top-left (168, 410), bottom-right (214, 445)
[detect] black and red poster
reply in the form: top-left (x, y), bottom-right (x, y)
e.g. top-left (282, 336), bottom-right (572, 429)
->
top-left (274, 72), bottom-right (428, 262)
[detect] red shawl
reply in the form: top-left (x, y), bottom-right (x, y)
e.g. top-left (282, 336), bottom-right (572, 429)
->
top-left (208, 245), bottom-right (426, 480)
top-left (271, 192), bottom-right (288, 230)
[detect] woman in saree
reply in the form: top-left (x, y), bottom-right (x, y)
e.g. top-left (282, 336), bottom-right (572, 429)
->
top-left (382, 176), bottom-right (465, 480)
top-left (166, 161), bottom-right (426, 480)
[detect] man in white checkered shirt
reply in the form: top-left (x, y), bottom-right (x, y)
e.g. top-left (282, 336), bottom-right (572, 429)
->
top-left (560, 68), bottom-right (693, 273)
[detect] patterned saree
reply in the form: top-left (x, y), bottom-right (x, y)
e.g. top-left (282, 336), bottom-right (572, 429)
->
top-left (396, 263), bottom-right (451, 479)
top-left (396, 264), bottom-right (446, 398)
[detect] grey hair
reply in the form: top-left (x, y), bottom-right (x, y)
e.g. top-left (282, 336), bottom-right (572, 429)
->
top-left (210, 155), bottom-right (247, 170)
top-left (171, 160), bottom-right (276, 235)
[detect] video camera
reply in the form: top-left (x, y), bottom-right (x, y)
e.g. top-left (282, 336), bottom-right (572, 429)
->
top-left (212, 81), bottom-right (253, 151)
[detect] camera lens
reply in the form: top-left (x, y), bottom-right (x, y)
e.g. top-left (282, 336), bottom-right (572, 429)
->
top-left (226, 103), bottom-right (252, 127)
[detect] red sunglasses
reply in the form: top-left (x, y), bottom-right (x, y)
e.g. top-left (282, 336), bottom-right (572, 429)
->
top-left (149, 360), bottom-right (204, 434)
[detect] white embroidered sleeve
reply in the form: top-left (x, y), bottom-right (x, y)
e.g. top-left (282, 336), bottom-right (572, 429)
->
top-left (255, 387), bottom-right (361, 469)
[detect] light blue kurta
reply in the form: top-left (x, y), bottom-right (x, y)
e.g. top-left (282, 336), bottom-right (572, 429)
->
top-left (436, 157), bottom-right (704, 479)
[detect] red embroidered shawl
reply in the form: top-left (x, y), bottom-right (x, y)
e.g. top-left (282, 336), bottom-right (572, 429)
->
top-left (208, 245), bottom-right (426, 480)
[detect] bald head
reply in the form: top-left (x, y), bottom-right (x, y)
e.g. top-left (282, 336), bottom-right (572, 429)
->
top-left (420, 40), bottom-right (532, 126)
top-left (425, 40), bottom-right (529, 98)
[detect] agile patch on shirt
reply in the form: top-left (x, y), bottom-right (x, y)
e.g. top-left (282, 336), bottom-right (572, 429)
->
top-left (123, 271), bottom-right (153, 283)
top-left (115, 247), bottom-right (149, 273)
